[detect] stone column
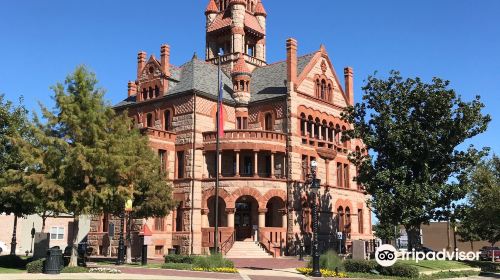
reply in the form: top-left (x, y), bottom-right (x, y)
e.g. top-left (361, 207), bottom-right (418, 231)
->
top-left (280, 209), bottom-right (287, 229)
top-left (253, 150), bottom-right (259, 178)
top-left (270, 152), bottom-right (275, 178)
top-left (201, 209), bottom-right (209, 228)
top-left (258, 209), bottom-right (267, 228)
top-left (227, 208), bottom-right (235, 228)
top-left (235, 150), bottom-right (240, 177)
top-left (325, 160), bottom-right (330, 186)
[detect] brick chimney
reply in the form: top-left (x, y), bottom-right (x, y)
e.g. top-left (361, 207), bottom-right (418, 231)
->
top-left (160, 44), bottom-right (171, 76)
top-left (344, 67), bottom-right (354, 106)
top-left (137, 51), bottom-right (147, 80)
top-left (287, 38), bottom-right (298, 85)
top-left (127, 81), bottom-right (137, 97)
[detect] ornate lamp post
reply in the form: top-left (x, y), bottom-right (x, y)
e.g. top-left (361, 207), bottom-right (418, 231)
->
top-left (309, 160), bottom-right (322, 278)
top-left (30, 223), bottom-right (35, 253)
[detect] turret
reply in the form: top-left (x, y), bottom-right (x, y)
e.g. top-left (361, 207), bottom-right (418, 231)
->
top-left (229, 0), bottom-right (246, 54)
top-left (232, 55), bottom-right (252, 104)
top-left (205, 0), bottom-right (219, 27)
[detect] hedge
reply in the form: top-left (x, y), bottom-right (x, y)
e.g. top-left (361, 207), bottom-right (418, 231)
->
top-left (26, 258), bottom-right (45, 273)
top-left (0, 255), bottom-right (29, 269)
top-left (344, 259), bottom-right (378, 273)
top-left (164, 254), bottom-right (197, 264)
top-left (379, 263), bottom-right (419, 278)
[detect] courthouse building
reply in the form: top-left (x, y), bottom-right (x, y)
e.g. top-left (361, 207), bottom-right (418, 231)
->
top-left (88, 0), bottom-right (373, 257)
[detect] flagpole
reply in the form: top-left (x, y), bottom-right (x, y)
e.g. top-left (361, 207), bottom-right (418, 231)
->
top-left (214, 52), bottom-right (221, 254)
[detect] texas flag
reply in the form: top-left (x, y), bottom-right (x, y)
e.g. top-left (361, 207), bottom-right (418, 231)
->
top-left (217, 64), bottom-right (224, 138)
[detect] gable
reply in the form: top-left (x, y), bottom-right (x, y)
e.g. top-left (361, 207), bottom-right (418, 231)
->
top-left (295, 51), bottom-right (349, 108)
top-left (139, 56), bottom-right (164, 81)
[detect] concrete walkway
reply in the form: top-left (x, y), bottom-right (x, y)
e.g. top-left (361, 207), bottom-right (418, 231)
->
top-left (0, 273), bottom-right (222, 280)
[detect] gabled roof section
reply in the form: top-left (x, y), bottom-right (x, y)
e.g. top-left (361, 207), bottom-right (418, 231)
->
top-left (207, 13), bottom-right (232, 33)
top-left (250, 53), bottom-right (316, 102)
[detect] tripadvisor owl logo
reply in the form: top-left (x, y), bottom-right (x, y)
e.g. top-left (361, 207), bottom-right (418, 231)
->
top-left (375, 244), bottom-right (398, 267)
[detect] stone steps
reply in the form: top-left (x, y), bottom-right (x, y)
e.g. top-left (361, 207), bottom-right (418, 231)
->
top-left (225, 241), bottom-right (273, 258)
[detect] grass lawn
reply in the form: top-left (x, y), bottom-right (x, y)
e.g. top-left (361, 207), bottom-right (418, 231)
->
top-left (0, 267), bottom-right (25, 273)
top-left (348, 270), bottom-right (480, 280)
top-left (397, 260), bottom-right (474, 272)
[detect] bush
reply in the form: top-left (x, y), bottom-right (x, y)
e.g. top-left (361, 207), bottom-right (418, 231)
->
top-left (308, 250), bottom-right (344, 272)
top-left (61, 266), bottom-right (89, 273)
top-left (26, 258), bottom-right (45, 273)
top-left (164, 254), bottom-right (197, 264)
top-left (0, 255), bottom-right (28, 269)
top-left (193, 254), bottom-right (234, 270)
top-left (161, 262), bottom-right (193, 270)
top-left (344, 259), bottom-right (378, 273)
top-left (379, 263), bottom-right (419, 278)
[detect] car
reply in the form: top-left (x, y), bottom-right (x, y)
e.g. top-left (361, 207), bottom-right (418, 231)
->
top-left (419, 246), bottom-right (435, 254)
top-left (479, 246), bottom-right (500, 261)
top-left (0, 241), bottom-right (8, 255)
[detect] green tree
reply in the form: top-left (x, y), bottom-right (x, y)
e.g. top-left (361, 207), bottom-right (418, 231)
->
top-left (458, 156), bottom-right (500, 247)
top-left (342, 71), bottom-right (490, 250)
top-left (0, 95), bottom-right (38, 254)
top-left (39, 66), bottom-right (174, 266)
top-left (373, 223), bottom-right (400, 245)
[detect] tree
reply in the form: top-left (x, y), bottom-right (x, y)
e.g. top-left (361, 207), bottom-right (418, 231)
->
top-left (342, 71), bottom-right (490, 250)
top-left (373, 222), bottom-right (400, 245)
top-left (38, 66), bottom-right (174, 266)
top-left (0, 95), bottom-right (38, 254)
top-left (458, 156), bottom-right (500, 247)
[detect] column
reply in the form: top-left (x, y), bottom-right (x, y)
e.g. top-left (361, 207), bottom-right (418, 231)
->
top-left (325, 160), bottom-right (330, 186)
top-left (279, 209), bottom-right (287, 229)
top-left (258, 209), bottom-right (267, 228)
top-left (201, 209), bottom-right (209, 228)
top-left (227, 208), bottom-right (235, 228)
top-left (270, 152), bottom-right (275, 178)
top-left (253, 150), bottom-right (259, 178)
top-left (235, 150), bottom-right (240, 177)
top-left (318, 124), bottom-right (322, 140)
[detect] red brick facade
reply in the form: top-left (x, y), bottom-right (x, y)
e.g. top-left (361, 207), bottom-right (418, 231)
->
top-left (88, 0), bottom-right (373, 258)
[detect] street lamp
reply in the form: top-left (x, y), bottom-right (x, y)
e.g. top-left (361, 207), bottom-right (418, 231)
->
top-left (309, 160), bottom-right (322, 278)
top-left (30, 223), bottom-right (35, 253)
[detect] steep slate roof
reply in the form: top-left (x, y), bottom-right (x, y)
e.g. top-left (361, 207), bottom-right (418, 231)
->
top-left (114, 58), bottom-right (234, 108)
top-left (250, 53), bottom-right (316, 102)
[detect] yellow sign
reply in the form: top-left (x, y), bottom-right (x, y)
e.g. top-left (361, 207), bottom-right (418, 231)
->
top-left (125, 199), bottom-right (133, 212)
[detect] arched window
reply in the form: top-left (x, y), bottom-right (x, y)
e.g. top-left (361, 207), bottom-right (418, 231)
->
top-left (328, 122), bottom-right (334, 142)
top-left (146, 113), bottom-right (153, 128)
top-left (320, 80), bottom-right (327, 100)
top-left (142, 88), bottom-right (147, 101)
top-left (155, 86), bottom-right (160, 98)
top-left (337, 206), bottom-right (344, 232)
top-left (300, 113), bottom-right (306, 136)
top-left (314, 118), bottom-right (321, 139)
top-left (164, 110), bottom-right (172, 131)
top-left (315, 80), bottom-right (320, 98)
top-left (175, 202), bottom-right (183, 232)
top-left (308, 116), bottom-right (314, 137)
top-left (328, 84), bottom-right (333, 101)
top-left (321, 120), bottom-right (327, 141)
top-left (264, 113), bottom-right (273, 131)
top-left (335, 124), bottom-right (341, 143)
top-left (342, 126), bottom-right (348, 148)
top-left (345, 207), bottom-right (351, 233)
top-left (149, 87), bottom-right (154, 99)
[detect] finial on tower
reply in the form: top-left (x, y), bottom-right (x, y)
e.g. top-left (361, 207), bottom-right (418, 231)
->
top-left (205, 0), bottom-right (219, 15)
top-left (255, 0), bottom-right (267, 17)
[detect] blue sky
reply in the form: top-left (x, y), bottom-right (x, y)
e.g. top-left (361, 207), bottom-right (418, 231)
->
top-left (0, 0), bottom-right (498, 154)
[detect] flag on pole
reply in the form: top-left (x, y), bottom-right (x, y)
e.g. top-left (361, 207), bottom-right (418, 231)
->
top-left (217, 62), bottom-right (225, 137)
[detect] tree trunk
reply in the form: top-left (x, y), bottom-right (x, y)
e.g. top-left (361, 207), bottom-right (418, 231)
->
top-left (406, 225), bottom-right (422, 251)
top-left (69, 215), bottom-right (80, 267)
top-left (10, 216), bottom-right (18, 255)
top-left (470, 241), bottom-right (474, 251)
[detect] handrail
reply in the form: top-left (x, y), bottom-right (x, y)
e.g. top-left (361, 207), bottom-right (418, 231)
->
top-left (258, 231), bottom-right (278, 258)
top-left (220, 230), bottom-right (236, 255)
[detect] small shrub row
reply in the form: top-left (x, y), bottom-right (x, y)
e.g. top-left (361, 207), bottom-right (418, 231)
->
top-left (308, 250), bottom-right (344, 271)
top-left (164, 254), bottom-right (197, 264)
top-left (161, 262), bottom-right (193, 270)
top-left (379, 263), bottom-right (419, 278)
top-left (26, 258), bottom-right (45, 273)
top-left (0, 255), bottom-right (29, 269)
top-left (193, 254), bottom-right (234, 269)
top-left (62, 266), bottom-right (89, 273)
top-left (193, 267), bottom-right (238, 273)
top-left (344, 259), bottom-right (378, 273)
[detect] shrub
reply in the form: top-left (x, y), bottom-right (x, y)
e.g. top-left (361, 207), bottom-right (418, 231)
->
top-left (379, 263), bottom-right (419, 278)
top-left (164, 254), bottom-right (197, 264)
top-left (26, 258), bottom-right (45, 274)
top-left (0, 255), bottom-right (28, 269)
top-left (308, 250), bottom-right (344, 272)
top-left (193, 254), bottom-right (234, 270)
top-left (344, 259), bottom-right (378, 273)
top-left (61, 266), bottom-right (89, 273)
top-left (161, 262), bottom-right (193, 270)
top-left (88, 267), bottom-right (121, 274)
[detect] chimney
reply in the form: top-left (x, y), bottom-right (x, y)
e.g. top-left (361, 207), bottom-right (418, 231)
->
top-left (161, 44), bottom-right (171, 76)
top-left (344, 67), bottom-right (354, 106)
top-left (127, 81), bottom-right (137, 97)
top-left (286, 38), bottom-right (298, 85)
top-left (137, 51), bottom-right (147, 80)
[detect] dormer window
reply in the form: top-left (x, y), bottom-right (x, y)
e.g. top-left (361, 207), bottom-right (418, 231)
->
top-left (247, 44), bottom-right (255, 57)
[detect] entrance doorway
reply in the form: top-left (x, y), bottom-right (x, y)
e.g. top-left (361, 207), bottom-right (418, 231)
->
top-left (235, 196), bottom-right (258, 241)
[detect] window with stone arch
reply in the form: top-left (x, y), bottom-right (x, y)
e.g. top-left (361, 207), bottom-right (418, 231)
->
top-left (345, 207), bottom-right (351, 233)
top-left (164, 109), bottom-right (173, 131)
top-left (320, 79), bottom-right (327, 100)
top-left (146, 113), bottom-right (153, 128)
top-left (314, 75), bottom-right (334, 102)
top-left (337, 206), bottom-right (344, 232)
top-left (264, 112), bottom-right (274, 131)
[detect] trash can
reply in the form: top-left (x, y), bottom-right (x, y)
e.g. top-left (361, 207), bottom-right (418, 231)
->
top-left (44, 247), bottom-right (63, 274)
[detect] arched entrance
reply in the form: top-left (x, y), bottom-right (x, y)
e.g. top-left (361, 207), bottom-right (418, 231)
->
top-left (265, 197), bottom-right (285, 227)
top-left (235, 195), bottom-right (258, 240)
top-left (207, 196), bottom-right (227, 227)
